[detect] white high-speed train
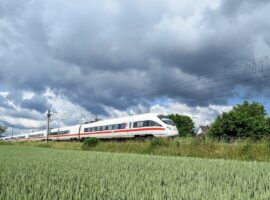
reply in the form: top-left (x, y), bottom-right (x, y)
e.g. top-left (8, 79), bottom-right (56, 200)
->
top-left (0, 113), bottom-right (179, 141)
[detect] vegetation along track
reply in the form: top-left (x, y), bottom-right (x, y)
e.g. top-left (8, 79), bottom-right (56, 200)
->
top-left (1, 145), bottom-right (270, 199)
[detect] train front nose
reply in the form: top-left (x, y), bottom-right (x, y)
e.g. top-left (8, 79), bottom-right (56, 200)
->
top-left (172, 127), bottom-right (179, 137)
top-left (167, 126), bottom-right (179, 137)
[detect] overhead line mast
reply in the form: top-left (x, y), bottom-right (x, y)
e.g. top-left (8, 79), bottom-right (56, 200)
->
top-left (46, 110), bottom-right (52, 142)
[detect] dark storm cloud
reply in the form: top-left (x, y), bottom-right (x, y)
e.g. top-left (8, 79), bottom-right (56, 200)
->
top-left (219, 0), bottom-right (270, 17)
top-left (0, 0), bottom-right (270, 117)
top-left (21, 95), bottom-right (51, 113)
top-left (0, 96), bottom-right (11, 108)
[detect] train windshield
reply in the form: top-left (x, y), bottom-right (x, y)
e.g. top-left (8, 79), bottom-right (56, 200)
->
top-left (158, 115), bottom-right (175, 126)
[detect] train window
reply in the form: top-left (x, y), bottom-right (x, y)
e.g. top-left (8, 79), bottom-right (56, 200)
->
top-left (101, 126), bottom-right (106, 131)
top-left (30, 133), bottom-right (44, 137)
top-left (108, 125), bottom-right (113, 130)
top-left (133, 120), bottom-right (161, 128)
top-left (162, 119), bottom-right (174, 126)
top-left (96, 127), bottom-right (101, 131)
top-left (157, 122), bottom-right (162, 126)
top-left (59, 130), bottom-right (70, 134)
top-left (113, 124), bottom-right (118, 130)
top-left (143, 121), bottom-right (150, 127)
top-left (158, 115), bottom-right (175, 126)
top-left (134, 121), bottom-right (143, 128)
top-left (149, 121), bottom-right (162, 127)
top-left (133, 122), bottom-right (143, 128)
top-left (119, 123), bottom-right (126, 129)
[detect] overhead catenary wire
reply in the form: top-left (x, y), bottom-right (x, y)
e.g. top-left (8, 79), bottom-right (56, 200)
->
top-left (113, 74), bottom-right (270, 114)
top-left (97, 59), bottom-right (270, 111)
top-left (116, 56), bottom-right (270, 102)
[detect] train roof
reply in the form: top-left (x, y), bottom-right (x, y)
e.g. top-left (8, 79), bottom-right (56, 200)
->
top-left (28, 130), bottom-right (46, 135)
top-left (81, 113), bottom-right (161, 127)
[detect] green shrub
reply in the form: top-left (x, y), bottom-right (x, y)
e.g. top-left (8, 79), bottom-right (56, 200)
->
top-left (168, 114), bottom-right (194, 136)
top-left (82, 137), bottom-right (99, 150)
top-left (0, 141), bottom-right (14, 145)
top-left (37, 143), bottom-right (52, 148)
top-left (176, 140), bottom-right (180, 148)
top-left (239, 142), bottom-right (252, 154)
top-left (150, 138), bottom-right (169, 148)
top-left (265, 138), bottom-right (270, 150)
top-left (209, 101), bottom-right (270, 140)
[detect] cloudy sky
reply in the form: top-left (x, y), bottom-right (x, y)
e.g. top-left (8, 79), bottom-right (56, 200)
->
top-left (1, 0), bottom-right (270, 134)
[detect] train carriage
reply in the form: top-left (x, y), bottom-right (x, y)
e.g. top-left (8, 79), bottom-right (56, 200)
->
top-left (28, 130), bottom-right (46, 141)
top-left (49, 125), bottom-right (81, 141)
top-left (80, 113), bottom-right (178, 139)
top-left (12, 134), bottom-right (28, 141)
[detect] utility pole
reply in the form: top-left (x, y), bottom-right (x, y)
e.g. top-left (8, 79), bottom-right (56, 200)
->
top-left (11, 127), bottom-right (13, 141)
top-left (46, 110), bottom-right (52, 142)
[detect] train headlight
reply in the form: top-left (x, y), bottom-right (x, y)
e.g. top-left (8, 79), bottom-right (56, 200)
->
top-left (167, 126), bottom-right (172, 130)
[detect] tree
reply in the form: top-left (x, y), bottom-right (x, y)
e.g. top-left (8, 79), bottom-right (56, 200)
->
top-left (0, 126), bottom-right (7, 136)
top-left (168, 114), bottom-right (194, 136)
top-left (209, 101), bottom-right (270, 140)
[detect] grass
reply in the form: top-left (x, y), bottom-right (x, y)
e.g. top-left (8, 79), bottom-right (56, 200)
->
top-left (0, 140), bottom-right (82, 150)
top-left (2, 137), bottom-right (270, 162)
top-left (1, 145), bottom-right (270, 199)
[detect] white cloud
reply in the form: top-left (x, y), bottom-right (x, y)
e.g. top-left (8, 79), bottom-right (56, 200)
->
top-left (43, 88), bottom-right (95, 127)
top-left (103, 101), bottom-right (232, 127)
top-left (22, 91), bottom-right (35, 100)
top-left (0, 115), bottom-right (45, 129)
top-left (0, 92), bottom-right (9, 98)
top-left (0, 88), bottom-right (95, 130)
top-left (149, 102), bottom-right (232, 127)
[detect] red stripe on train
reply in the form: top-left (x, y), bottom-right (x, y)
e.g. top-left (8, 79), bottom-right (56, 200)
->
top-left (16, 127), bottom-right (166, 140)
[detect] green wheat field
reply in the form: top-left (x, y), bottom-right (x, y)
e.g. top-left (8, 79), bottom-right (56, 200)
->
top-left (0, 145), bottom-right (270, 200)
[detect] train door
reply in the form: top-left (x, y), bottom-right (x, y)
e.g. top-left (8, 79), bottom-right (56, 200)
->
top-left (124, 122), bottom-right (131, 137)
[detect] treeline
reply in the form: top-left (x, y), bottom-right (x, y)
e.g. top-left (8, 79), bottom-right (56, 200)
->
top-left (170, 101), bottom-right (270, 140)
top-left (0, 126), bottom-right (6, 136)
